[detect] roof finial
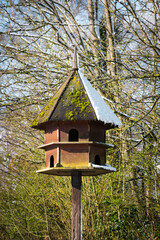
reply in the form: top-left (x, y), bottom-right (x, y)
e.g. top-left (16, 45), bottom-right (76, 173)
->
top-left (72, 45), bottom-right (78, 70)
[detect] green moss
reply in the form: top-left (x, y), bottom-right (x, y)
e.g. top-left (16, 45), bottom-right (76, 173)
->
top-left (66, 111), bottom-right (74, 120)
top-left (30, 119), bottom-right (39, 127)
top-left (42, 97), bottom-right (56, 112)
top-left (31, 96), bottom-right (58, 127)
top-left (31, 71), bottom-right (95, 124)
top-left (76, 80), bottom-right (80, 85)
top-left (38, 97), bottom-right (58, 120)
top-left (56, 163), bottom-right (63, 167)
top-left (38, 111), bottom-right (45, 118)
top-left (59, 75), bottom-right (94, 120)
top-left (80, 101), bottom-right (90, 112)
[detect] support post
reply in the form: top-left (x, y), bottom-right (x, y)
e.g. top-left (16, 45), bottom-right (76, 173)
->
top-left (71, 171), bottom-right (82, 240)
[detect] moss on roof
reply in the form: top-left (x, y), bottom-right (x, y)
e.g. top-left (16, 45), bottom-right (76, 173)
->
top-left (31, 70), bottom-right (96, 129)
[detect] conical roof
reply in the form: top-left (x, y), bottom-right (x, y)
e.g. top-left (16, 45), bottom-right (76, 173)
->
top-left (31, 68), bottom-right (122, 130)
top-left (31, 49), bottom-right (122, 130)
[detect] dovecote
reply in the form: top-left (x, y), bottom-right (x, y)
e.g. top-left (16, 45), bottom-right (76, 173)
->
top-left (31, 49), bottom-right (122, 176)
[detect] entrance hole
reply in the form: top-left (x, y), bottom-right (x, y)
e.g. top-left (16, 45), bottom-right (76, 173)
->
top-left (95, 155), bottom-right (101, 165)
top-left (69, 129), bottom-right (79, 141)
top-left (50, 155), bottom-right (54, 167)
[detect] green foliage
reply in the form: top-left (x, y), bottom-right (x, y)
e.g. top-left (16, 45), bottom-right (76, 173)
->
top-left (0, 158), bottom-right (72, 240)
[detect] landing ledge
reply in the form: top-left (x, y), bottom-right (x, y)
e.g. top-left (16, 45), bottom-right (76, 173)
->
top-left (38, 141), bottom-right (114, 149)
top-left (36, 164), bottom-right (116, 176)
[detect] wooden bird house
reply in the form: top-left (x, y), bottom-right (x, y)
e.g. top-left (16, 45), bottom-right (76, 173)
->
top-left (31, 50), bottom-right (122, 176)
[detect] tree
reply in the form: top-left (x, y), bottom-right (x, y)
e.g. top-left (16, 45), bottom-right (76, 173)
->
top-left (0, 0), bottom-right (160, 239)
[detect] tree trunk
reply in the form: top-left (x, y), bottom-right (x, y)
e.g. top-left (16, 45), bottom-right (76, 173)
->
top-left (103, 0), bottom-right (116, 76)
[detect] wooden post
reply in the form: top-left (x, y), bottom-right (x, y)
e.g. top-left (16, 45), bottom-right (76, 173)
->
top-left (71, 171), bottom-right (82, 240)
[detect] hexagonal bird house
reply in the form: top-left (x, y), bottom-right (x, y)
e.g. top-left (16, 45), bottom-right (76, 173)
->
top-left (31, 50), bottom-right (122, 176)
